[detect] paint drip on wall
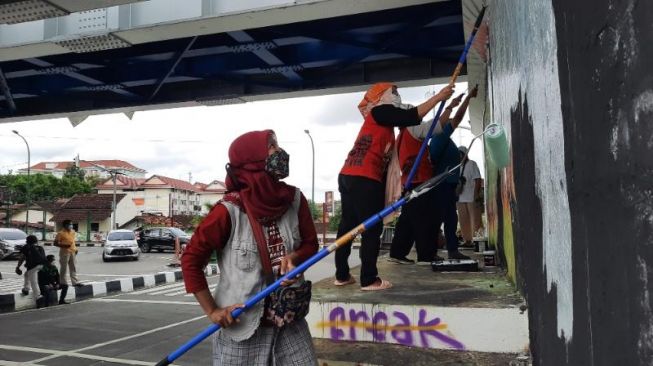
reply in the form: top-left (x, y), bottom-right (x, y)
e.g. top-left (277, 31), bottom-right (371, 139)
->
top-left (489, 0), bottom-right (574, 342)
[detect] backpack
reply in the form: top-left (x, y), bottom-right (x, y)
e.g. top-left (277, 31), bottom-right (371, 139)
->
top-left (28, 245), bottom-right (47, 266)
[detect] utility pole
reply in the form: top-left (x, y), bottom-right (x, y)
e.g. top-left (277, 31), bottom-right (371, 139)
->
top-left (12, 131), bottom-right (30, 233)
top-left (304, 130), bottom-right (315, 204)
top-left (81, 160), bottom-right (123, 230)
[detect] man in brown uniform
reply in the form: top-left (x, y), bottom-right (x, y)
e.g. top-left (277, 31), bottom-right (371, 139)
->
top-left (54, 219), bottom-right (82, 288)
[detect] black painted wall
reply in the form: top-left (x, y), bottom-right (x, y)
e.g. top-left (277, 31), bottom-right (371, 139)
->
top-left (489, 0), bottom-right (653, 364)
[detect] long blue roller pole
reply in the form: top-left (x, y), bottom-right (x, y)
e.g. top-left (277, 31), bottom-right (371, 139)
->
top-left (403, 6), bottom-right (486, 191)
top-left (156, 8), bottom-right (487, 366)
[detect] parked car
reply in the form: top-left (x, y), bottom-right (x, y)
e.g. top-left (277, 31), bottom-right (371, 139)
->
top-left (0, 228), bottom-right (27, 260)
top-left (103, 230), bottom-right (140, 262)
top-left (138, 227), bottom-right (191, 253)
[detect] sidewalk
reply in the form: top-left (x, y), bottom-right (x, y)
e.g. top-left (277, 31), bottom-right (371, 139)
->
top-left (0, 264), bottom-right (218, 313)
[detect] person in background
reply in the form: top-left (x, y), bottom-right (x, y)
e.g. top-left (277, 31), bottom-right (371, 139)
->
top-left (15, 235), bottom-right (46, 307)
top-left (38, 254), bottom-right (69, 306)
top-left (388, 93), bottom-right (464, 265)
top-left (335, 82), bottom-right (455, 290)
top-left (182, 130), bottom-right (319, 365)
top-left (456, 146), bottom-right (483, 247)
top-left (428, 86), bottom-right (478, 260)
top-left (54, 219), bottom-right (83, 287)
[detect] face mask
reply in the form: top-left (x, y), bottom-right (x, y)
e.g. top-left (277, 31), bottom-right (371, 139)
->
top-left (66, 225), bottom-right (73, 230)
top-left (265, 148), bottom-right (290, 180)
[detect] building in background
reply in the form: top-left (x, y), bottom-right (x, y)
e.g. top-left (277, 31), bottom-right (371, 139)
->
top-left (96, 175), bottom-right (226, 217)
top-left (19, 160), bottom-right (147, 179)
top-left (49, 193), bottom-right (137, 240)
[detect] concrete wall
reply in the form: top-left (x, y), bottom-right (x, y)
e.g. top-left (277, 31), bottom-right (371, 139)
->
top-left (115, 197), bottom-right (138, 229)
top-left (9, 209), bottom-right (54, 225)
top-left (488, 0), bottom-right (653, 364)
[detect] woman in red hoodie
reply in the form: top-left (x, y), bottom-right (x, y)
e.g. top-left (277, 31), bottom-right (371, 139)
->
top-left (182, 130), bottom-right (318, 365)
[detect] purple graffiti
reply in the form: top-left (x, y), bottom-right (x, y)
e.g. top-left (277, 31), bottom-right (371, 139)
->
top-left (391, 311), bottom-right (414, 346)
top-left (370, 312), bottom-right (388, 342)
top-left (418, 309), bottom-right (465, 350)
top-left (323, 306), bottom-right (464, 350)
top-left (349, 309), bottom-right (369, 340)
top-left (329, 306), bottom-right (345, 340)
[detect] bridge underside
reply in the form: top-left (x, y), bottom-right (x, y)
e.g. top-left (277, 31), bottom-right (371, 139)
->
top-left (0, 1), bottom-right (465, 123)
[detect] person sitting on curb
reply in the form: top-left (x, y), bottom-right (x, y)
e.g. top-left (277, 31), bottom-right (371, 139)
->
top-left (38, 254), bottom-right (69, 306)
top-left (15, 235), bottom-right (47, 308)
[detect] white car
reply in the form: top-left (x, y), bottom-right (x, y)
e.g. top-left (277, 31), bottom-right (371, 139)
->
top-left (0, 228), bottom-right (27, 260)
top-left (103, 230), bottom-right (140, 262)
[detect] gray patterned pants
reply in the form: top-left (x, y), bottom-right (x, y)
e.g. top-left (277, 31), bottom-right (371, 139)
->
top-left (213, 319), bottom-right (317, 366)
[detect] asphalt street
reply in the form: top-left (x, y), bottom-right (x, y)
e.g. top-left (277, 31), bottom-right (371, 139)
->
top-left (0, 246), bottom-right (176, 294)
top-left (0, 248), bottom-right (361, 365)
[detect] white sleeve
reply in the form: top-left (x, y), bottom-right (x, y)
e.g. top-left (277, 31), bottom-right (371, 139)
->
top-left (407, 118), bottom-right (443, 140)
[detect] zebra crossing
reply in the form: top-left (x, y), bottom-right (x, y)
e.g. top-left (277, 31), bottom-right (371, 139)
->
top-left (0, 277), bottom-right (26, 294)
top-left (126, 276), bottom-right (218, 298)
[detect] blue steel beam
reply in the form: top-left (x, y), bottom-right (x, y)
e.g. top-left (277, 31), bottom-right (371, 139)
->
top-left (0, 66), bottom-right (16, 113)
top-left (148, 36), bottom-right (198, 101)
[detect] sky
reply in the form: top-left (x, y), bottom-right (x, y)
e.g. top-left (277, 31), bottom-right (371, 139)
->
top-left (0, 82), bottom-right (484, 202)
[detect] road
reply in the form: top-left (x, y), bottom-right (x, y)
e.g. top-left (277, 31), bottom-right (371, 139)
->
top-left (0, 247), bottom-right (361, 365)
top-left (0, 246), bottom-right (175, 294)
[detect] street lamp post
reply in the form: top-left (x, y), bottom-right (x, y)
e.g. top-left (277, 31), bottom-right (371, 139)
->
top-left (12, 131), bottom-right (30, 233)
top-left (303, 130), bottom-right (315, 204)
top-left (82, 160), bottom-right (122, 230)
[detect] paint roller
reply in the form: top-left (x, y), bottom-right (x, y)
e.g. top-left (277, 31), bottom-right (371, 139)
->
top-left (484, 123), bottom-right (510, 168)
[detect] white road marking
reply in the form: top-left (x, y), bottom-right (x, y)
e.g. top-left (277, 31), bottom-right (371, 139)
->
top-left (29, 315), bottom-right (204, 363)
top-left (128, 282), bottom-right (185, 295)
top-left (0, 344), bottom-right (183, 365)
top-left (92, 298), bottom-right (199, 306)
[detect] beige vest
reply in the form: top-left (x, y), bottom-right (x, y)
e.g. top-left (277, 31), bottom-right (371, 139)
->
top-left (214, 189), bottom-right (301, 341)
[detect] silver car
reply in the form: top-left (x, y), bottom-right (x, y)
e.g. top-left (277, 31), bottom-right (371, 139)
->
top-left (102, 230), bottom-right (140, 262)
top-left (0, 228), bottom-right (27, 260)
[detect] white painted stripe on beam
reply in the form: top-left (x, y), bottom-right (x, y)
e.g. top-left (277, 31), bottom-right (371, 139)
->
top-left (92, 298), bottom-right (198, 306)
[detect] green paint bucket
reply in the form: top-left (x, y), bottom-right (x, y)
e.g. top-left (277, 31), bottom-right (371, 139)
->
top-left (485, 123), bottom-right (510, 169)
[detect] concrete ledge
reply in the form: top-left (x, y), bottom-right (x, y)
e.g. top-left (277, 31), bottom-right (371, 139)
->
top-left (0, 263), bottom-right (219, 313)
top-left (307, 255), bottom-right (528, 354)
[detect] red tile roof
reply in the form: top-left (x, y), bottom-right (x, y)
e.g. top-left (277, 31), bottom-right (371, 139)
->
top-left (142, 175), bottom-right (198, 192)
top-left (49, 194), bottom-right (126, 223)
top-left (96, 176), bottom-right (146, 190)
top-left (29, 160), bottom-right (145, 172)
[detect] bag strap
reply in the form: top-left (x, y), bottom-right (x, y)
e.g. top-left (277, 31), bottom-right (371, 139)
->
top-left (240, 199), bottom-right (275, 282)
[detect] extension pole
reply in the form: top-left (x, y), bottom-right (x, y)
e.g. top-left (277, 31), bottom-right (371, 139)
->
top-left (156, 8), bottom-right (487, 365)
top-left (403, 6), bottom-right (486, 191)
top-left (155, 168), bottom-right (456, 366)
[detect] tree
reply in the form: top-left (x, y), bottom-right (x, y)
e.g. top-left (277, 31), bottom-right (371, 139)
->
top-left (328, 205), bottom-right (342, 232)
top-left (308, 200), bottom-right (321, 221)
top-left (64, 164), bottom-right (86, 180)
top-left (0, 173), bottom-right (93, 204)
